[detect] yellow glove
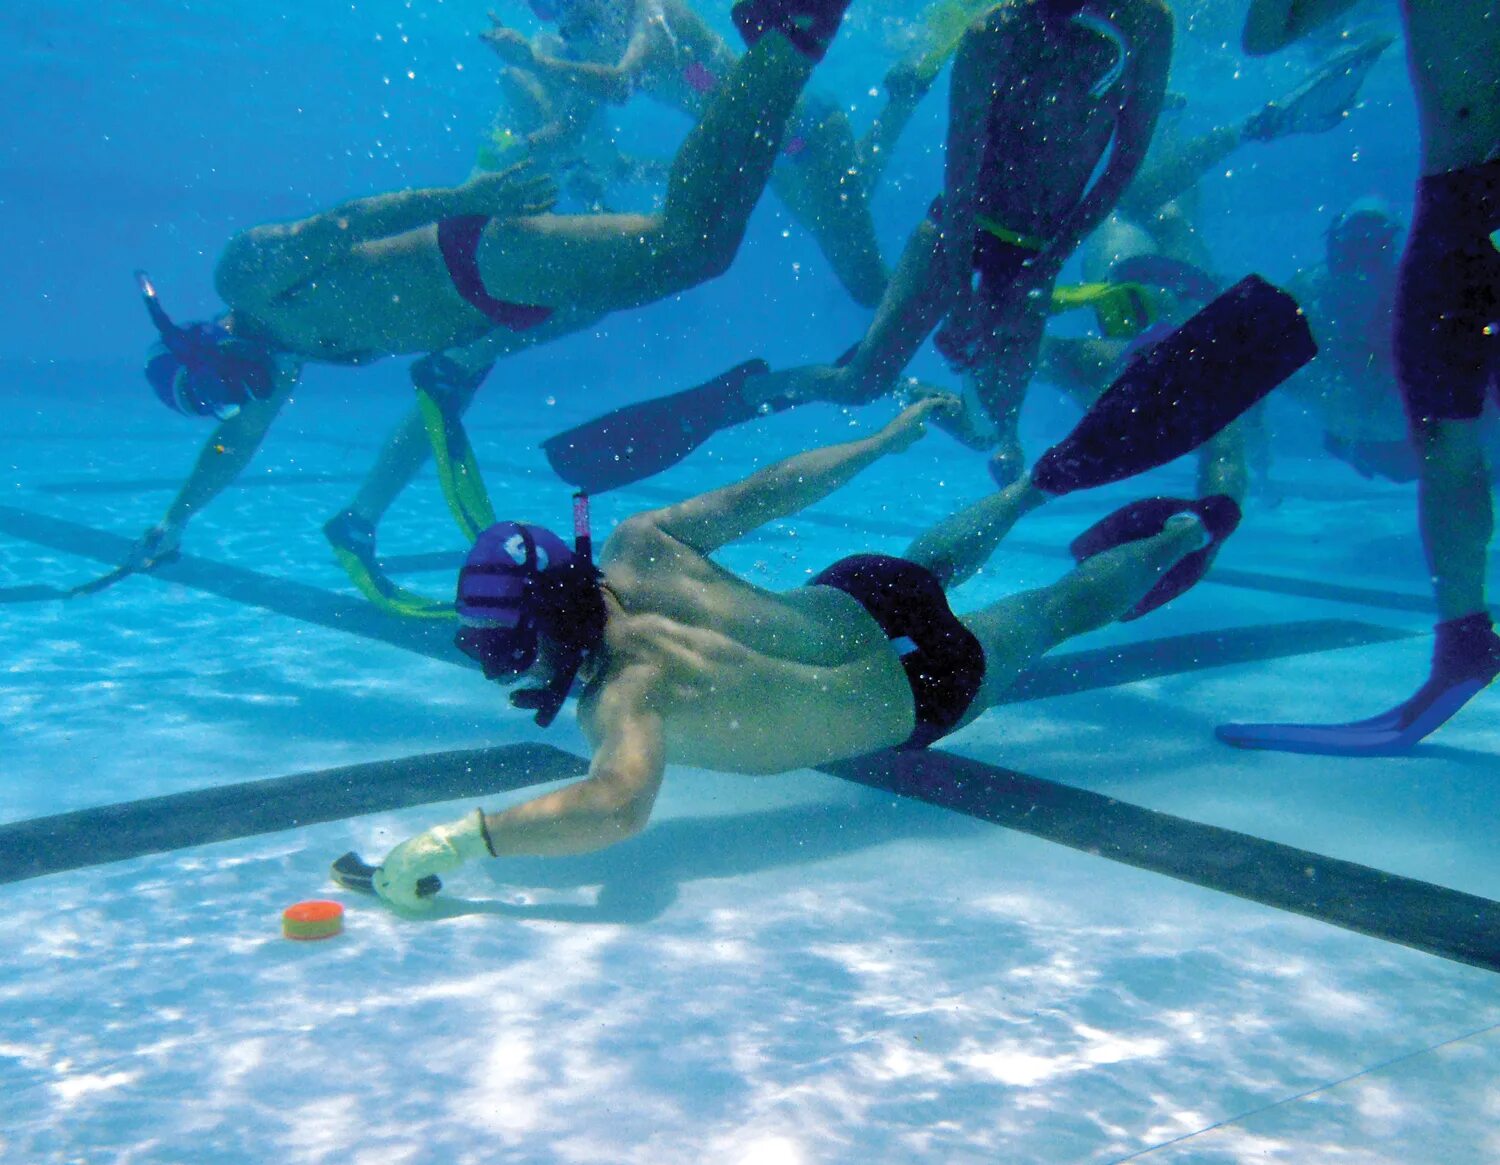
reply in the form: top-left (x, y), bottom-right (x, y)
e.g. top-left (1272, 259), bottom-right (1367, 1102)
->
top-left (374, 810), bottom-right (493, 909)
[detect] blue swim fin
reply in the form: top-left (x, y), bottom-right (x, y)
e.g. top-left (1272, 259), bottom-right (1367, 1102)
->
top-left (1216, 613), bottom-right (1500, 754)
top-left (543, 358), bottom-right (776, 493)
top-left (1032, 274), bottom-right (1316, 496)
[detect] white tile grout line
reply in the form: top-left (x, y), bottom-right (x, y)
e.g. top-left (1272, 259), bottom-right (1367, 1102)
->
top-left (1104, 1019), bottom-right (1500, 1163)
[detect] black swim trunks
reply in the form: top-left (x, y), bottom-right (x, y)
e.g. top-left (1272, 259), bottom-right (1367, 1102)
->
top-left (437, 216), bottom-right (554, 333)
top-left (1394, 157), bottom-right (1500, 425)
top-left (810, 554), bottom-right (986, 750)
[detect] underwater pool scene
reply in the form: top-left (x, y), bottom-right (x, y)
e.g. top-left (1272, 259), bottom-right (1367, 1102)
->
top-left (3, 0), bottom-right (1498, 1161)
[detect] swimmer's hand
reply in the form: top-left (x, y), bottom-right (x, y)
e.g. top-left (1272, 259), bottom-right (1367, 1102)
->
top-left (456, 162), bottom-right (559, 219)
top-left (879, 394), bottom-right (960, 453)
top-left (373, 809), bottom-right (493, 910)
top-left (481, 17), bottom-right (535, 67)
top-left (125, 524), bottom-right (182, 573)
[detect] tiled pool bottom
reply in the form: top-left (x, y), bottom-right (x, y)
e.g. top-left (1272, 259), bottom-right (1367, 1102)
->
top-left (2, 390), bottom-right (1498, 1162)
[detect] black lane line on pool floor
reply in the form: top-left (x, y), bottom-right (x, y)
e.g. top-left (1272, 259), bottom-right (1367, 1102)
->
top-left (819, 750), bottom-right (1500, 974)
top-left (1, 738), bottom-right (1493, 974)
top-left (0, 743), bottom-right (588, 887)
top-left (0, 504), bottom-right (457, 662)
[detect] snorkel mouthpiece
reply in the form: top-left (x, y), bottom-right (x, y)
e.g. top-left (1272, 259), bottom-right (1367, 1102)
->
top-left (137, 269), bottom-right (189, 354)
top-left (136, 270), bottom-right (276, 419)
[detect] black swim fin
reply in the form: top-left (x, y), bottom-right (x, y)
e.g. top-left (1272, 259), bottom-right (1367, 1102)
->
top-left (1032, 274), bottom-right (1317, 496)
top-left (543, 358), bottom-right (777, 493)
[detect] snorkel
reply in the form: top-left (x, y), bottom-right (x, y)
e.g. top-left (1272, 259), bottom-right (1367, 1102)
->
top-left (137, 270), bottom-right (276, 419)
top-left (512, 491), bottom-right (601, 728)
top-left (137, 271), bottom-right (184, 350)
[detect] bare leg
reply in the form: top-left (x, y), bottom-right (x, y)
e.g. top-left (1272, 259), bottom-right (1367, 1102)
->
top-left (946, 301), bottom-right (1048, 485)
top-left (741, 214), bottom-right (947, 410)
top-left (769, 99), bottom-right (887, 308)
top-left (959, 515), bottom-right (1211, 716)
top-left (337, 358), bottom-right (491, 525)
top-left (345, 409), bottom-right (433, 525)
top-left (478, 33), bottom-right (827, 311)
top-left (1196, 418), bottom-right (1250, 505)
top-left (1416, 417), bottom-right (1493, 620)
top-left (904, 479), bottom-right (1049, 588)
top-left (833, 217), bottom-right (948, 401)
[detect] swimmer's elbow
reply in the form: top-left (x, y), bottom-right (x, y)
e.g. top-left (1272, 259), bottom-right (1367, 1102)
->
top-left (611, 795), bottom-right (654, 840)
top-left (583, 776), bottom-right (655, 840)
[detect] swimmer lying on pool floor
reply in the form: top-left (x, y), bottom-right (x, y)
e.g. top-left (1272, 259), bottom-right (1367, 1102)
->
top-left (369, 273), bottom-right (1318, 906)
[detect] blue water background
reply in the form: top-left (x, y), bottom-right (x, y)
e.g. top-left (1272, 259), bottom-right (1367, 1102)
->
top-left (2, 0), bottom-right (1414, 431)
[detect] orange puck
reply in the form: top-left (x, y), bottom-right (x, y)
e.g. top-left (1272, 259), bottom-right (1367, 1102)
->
top-left (282, 900), bottom-right (345, 941)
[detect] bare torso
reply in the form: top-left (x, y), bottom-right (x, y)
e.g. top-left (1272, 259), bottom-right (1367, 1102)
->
top-left (576, 522), bottom-right (915, 774)
top-left (1400, 0), bottom-right (1500, 175)
top-left (219, 226), bottom-right (595, 363)
top-left (634, 0), bottom-right (738, 118)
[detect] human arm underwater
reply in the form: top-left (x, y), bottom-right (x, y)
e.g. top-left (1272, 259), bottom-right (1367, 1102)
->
top-left (373, 680), bottom-right (666, 908)
top-left (116, 372), bottom-right (295, 574)
top-left (634, 396), bottom-right (954, 556)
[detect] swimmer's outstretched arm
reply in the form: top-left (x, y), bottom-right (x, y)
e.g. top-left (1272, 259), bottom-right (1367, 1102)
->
top-left (214, 165), bottom-right (557, 307)
top-left (632, 396), bottom-right (950, 555)
top-left (1242, 0), bottom-right (1359, 55)
top-left (1117, 123), bottom-right (1242, 222)
top-left (121, 369), bottom-right (297, 568)
top-left (373, 680), bottom-right (665, 907)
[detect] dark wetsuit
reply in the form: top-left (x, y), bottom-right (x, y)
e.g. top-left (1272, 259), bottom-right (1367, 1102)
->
top-left (437, 216), bottom-right (554, 332)
top-left (810, 554), bottom-right (986, 750)
top-left (1395, 157), bottom-right (1500, 424)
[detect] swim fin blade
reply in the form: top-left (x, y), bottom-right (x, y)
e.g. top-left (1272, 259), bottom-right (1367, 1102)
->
top-left (66, 561), bottom-right (168, 599)
top-left (1032, 274), bottom-right (1316, 496)
top-left (331, 851), bottom-right (441, 898)
top-left (1243, 34), bottom-right (1394, 141)
top-left (1217, 613), bottom-right (1500, 755)
top-left (543, 358), bottom-right (775, 493)
top-left (324, 510), bottom-right (455, 621)
top-left (1070, 495), bottom-right (1242, 620)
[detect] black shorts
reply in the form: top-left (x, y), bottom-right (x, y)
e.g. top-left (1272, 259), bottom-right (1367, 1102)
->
top-left (1395, 158), bottom-right (1500, 424)
top-left (810, 554), bottom-right (986, 750)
